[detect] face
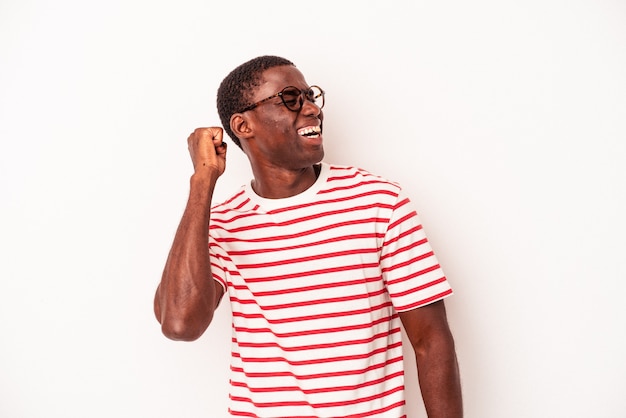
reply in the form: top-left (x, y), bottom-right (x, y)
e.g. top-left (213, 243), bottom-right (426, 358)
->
top-left (239, 65), bottom-right (325, 171)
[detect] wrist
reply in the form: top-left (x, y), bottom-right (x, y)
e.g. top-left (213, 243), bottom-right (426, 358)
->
top-left (190, 169), bottom-right (219, 188)
top-left (188, 170), bottom-right (218, 206)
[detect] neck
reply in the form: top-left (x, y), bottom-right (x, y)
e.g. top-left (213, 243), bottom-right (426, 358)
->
top-left (250, 164), bottom-right (320, 199)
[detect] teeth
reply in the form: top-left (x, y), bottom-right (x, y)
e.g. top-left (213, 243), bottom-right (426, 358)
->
top-left (298, 126), bottom-right (321, 136)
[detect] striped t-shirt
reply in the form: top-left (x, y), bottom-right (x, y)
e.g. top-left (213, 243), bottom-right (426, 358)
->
top-left (209, 163), bottom-right (452, 418)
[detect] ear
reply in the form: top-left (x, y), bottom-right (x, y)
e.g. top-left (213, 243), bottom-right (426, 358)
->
top-left (230, 113), bottom-right (254, 141)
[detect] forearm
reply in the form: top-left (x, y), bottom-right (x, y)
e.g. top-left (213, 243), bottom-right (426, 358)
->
top-left (415, 330), bottom-right (463, 418)
top-left (156, 172), bottom-right (219, 341)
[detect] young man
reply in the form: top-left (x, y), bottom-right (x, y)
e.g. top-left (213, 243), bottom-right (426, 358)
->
top-left (154, 55), bottom-right (463, 417)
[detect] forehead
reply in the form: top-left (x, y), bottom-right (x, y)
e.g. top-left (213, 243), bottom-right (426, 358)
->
top-left (253, 65), bottom-right (308, 97)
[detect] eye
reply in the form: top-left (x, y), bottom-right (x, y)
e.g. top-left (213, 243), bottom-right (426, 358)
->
top-left (281, 88), bottom-right (301, 108)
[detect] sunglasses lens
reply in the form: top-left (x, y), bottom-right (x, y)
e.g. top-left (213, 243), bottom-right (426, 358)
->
top-left (281, 88), bottom-right (302, 111)
top-left (308, 86), bottom-right (324, 109)
top-left (280, 86), bottom-right (325, 111)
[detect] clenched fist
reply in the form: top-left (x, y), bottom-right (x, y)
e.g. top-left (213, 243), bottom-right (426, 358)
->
top-left (187, 127), bottom-right (227, 178)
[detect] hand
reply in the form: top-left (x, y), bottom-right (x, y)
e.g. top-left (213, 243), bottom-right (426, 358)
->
top-left (187, 127), bottom-right (227, 178)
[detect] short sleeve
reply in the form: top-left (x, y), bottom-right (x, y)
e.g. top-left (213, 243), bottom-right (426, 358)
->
top-left (380, 189), bottom-right (453, 312)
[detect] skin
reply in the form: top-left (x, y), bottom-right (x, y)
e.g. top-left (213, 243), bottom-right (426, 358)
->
top-left (154, 127), bottom-right (226, 341)
top-left (400, 303), bottom-right (463, 417)
top-left (230, 65), bottom-right (325, 198)
top-left (154, 65), bottom-right (462, 417)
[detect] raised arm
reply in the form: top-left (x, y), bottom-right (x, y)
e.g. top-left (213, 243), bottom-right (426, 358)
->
top-left (154, 127), bottom-right (227, 341)
top-left (399, 300), bottom-right (463, 418)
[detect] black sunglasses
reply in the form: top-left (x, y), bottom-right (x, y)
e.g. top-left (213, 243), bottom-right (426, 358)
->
top-left (237, 85), bottom-right (325, 113)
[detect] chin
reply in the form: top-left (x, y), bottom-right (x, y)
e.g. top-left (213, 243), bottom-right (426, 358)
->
top-left (312, 148), bottom-right (325, 164)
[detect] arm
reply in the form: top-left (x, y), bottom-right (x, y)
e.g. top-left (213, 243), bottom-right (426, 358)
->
top-left (154, 127), bottom-right (227, 341)
top-left (399, 300), bottom-right (463, 418)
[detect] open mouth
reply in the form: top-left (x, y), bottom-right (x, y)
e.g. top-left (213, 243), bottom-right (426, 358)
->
top-left (297, 125), bottom-right (322, 138)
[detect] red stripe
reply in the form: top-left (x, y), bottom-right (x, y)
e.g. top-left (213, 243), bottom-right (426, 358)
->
top-left (380, 237), bottom-right (428, 261)
top-left (236, 289), bottom-right (389, 311)
top-left (233, 328), bottom-right (401, 352)
top-left (325, 169), bottom-right (360, 182)
top-left (213, 217), bottom-right (388, 244)
top-left (232, 300), bottom-right (392, 323)
top-left (380, 251), bottom-right (434, 273)
top-left (386, 266), bottom-right (443, 286)
top-left (394, 289), bottom-right (453, 311)
top-left (230, 355), bottom-right (403, 380)
top-left (228, 411), bottom-right (318, 418)
top-left (226, 232), bottom-right (384, 256)
top-left (229, 397), bottom-right (407, 418)
top-left (267, 189), bottom-right (397, 214)
top-left (240, 261), bottom-right (381, 283)
top-left (386, 209), bottom-right (414, 232)
top-left (390, 277), bottom-right (447, 297)
top-left (231, 275), bottom-right (382, 297)
top-left (230, 385), bottom-right (404, 409)
top-left (212, 189), bottom-right (245, 210)
top-left (319, 179), bottom-right (397, 195)
top-left (230, 370), bottom-right (404, 394)
top-left (228, 410), bottom-right (263, 417)
top-left (211, 204), bottom-right (391, 234)
top-left (235, 341), bottom-right (402, 367)
top-left (233, 314), bottom-right (399, 338)
top-left (344, 401), bottom-right (406, 418)
top-left (237, 247), bottom-right (380, 269)
top-left (382, 223), bottom-right (424, 248)
top-left (211, 209), bottom-right (262, 226)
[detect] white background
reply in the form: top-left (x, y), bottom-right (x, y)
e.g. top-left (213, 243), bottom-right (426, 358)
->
top-left (1, 0), bottom-right (625, 417)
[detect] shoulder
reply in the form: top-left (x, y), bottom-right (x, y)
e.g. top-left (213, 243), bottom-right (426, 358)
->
top-left (209, 185), bottom-right (256, 226)
top-left (323, 163), bottom-right (403, 195)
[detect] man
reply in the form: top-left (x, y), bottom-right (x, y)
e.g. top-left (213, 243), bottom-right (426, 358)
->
top-left (154, 55), bottom-right (462, 417)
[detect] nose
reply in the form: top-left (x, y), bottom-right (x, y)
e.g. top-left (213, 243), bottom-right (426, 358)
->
top-left (300, 94), bottom-right (322, 116)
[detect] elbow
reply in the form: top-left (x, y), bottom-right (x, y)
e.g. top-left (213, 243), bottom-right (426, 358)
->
top-left (162, 326), bottom-right (201, 342)
top-left (156, 299), bottom-right (215, 342)
top-left (154, 283), bottom-right (218, 341)
top-left (160, 314), bottom-right (213, 341)
top-left (154, 285), bottom-right (215, 341)
top-left (413, 329), bottom-right (458, 367)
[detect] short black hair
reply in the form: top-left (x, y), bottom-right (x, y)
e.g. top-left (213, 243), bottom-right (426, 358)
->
top-left (217, 55), bottom-right (295, 149)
